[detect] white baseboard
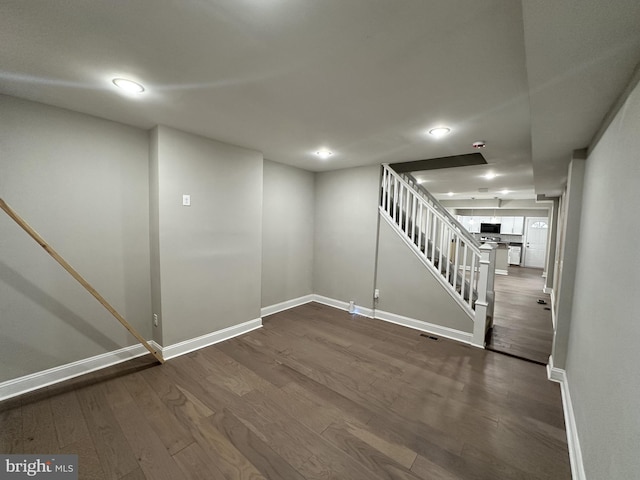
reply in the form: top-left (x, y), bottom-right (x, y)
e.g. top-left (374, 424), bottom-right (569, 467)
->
top-left (544, 286), bottom-right (553, 294)
top-left (261, 295), bottom-right (314, 317)
top-left (262, 295), bottom-right (472, 347)
top-left (312, 295), bottom-right (375, 318)
top-left (374, 309), bottom-right (473, 345)
top-left (495, 269), bottom-right (508, 276)
top-left (0, 319), bottom-right (262, 402)
top-left (0, 343), bottom-right (153, 402)
top-left (547, 356), bottom-right (586, 480)
top-left (159, 318), bottom-right (262, 360)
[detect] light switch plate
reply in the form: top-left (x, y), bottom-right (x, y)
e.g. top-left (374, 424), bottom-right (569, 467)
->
top-left (182, 194), bottom-right (191, 206)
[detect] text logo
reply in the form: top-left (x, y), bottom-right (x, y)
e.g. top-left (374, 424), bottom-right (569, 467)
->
top-left (0, 455), bottom-right (77, 479)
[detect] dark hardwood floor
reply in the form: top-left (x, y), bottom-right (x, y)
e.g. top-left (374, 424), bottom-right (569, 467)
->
top-left (0, 302), bottom-right (570, 479)
top-left (487, 267), bottom-right (554, 365)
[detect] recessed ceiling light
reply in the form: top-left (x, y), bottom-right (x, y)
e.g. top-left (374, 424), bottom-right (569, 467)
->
top-left (112, 78), bottom-right (145, 94)
top-left (428, 127), bottom-right (451, 138)
top-left (416, 179), bottom-right (425, 184)
top-left (501, 189), bottom-right (510, 195)
top-left (315, 149), bottom-right (333, 159)
top-left (483, 172), bottom-right (496, 180)
top-left (447, 192), bottom-right (454, 197)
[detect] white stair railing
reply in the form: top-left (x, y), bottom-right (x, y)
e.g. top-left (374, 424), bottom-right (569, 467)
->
top-left (380, 164), bottom-right (495, 347)
top-left (401, 172), bottom-right (479, 248)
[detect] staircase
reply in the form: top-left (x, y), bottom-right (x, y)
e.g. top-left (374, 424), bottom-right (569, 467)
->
top-left (379, 164), bottom-right (496, 347)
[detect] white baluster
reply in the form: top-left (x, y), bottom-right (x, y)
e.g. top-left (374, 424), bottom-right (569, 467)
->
top-left (393, 176), bottom-right (398, 223)
top-left (417, 202), bottom-right (423, 253)
top-left (452, 234), bottom-right (460, 293)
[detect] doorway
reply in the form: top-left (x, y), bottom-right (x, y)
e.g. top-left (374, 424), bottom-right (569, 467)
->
top-left (486, 266), bottom-right (553, 364)
top-left (523, 217), bottom-right (548, 268)
top-left (486, 216), bottom-right (553, 364)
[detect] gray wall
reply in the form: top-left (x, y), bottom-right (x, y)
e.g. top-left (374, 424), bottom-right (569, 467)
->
top-left (564, 76), bottom-right (640, 479)
top-left (0, 96), bottom-right (152, 382)
top-left (552, 153), bottom-right (585, 369)
top-left (261, 160), bottom-right (314, 308)
top-left (151, 126), bottom-right (263, 346)
top-left (375, 219), bottom-right (473, 333)
top-left (313, 166), bottom-right (380, 309)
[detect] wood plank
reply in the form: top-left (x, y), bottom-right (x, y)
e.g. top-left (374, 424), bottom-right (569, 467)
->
top-left (409, 455), bottom-right (465, 480)
top-left (211, 408), bottom-right (307, 480)
top-left (321, 422), bottom-right (422, 480)
top-left (21, 390), bottom-right (59, 454)
top-left (50, 390), bottom-right (91, 448)
top-left (102, 379), bottom-right (186, 480)
top-left (172, 442), bottom-right (229, 480)
top-left (191, 415), bottom-right (268, 480)
top-left (214, 338), bottom-right (293, 388)
top-left (0, 398), bottom-right (23, 453)
top-left (235, 389), bottom-right (386, 480)
top-left (120, 372), bottom-right (195, 455)
top-left (119, 468), bottom-right (147, 480)
top-left (58, 439), bottom-right (106, 480)
top-left (76, 384), bottom-right (139, 480)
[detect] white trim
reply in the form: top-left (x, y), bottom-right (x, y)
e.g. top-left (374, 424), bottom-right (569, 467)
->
top-left (261, 295), bottom-right (314, 317)
top-left (269, 296), bottom-right (472, 347)
top-left (547, 356), bottom-right (586, 480)
top-left (495, 269), bottom-right (508, 276)
top-left (312, 295), bottom-right (375, 318)
top-left (0, 319), bottom-right (262, 401)
top-left (543, 286), bottom-right (553, 294)
top-left (546, 355), bottom-right (564, 383)
top-left (374, 309), bottom-right (473, 345)
top-left (0, 343), bottom-right (153, 402)
top-left (159, 318), bottom-right (262, 360)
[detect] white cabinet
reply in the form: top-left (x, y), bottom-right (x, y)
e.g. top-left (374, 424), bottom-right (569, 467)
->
top-left (500, 217), bottom-right (514, 234)
top-left (499, 216), bottom-right (524, 234)
top-left (479, 216), bottom-right (493, 226)
top-left (512, 217), bottom-right (524, 234)
top-left (457, 215), bottom-right (479, 233)
top-left (469, 217), bottom-right (480, 233)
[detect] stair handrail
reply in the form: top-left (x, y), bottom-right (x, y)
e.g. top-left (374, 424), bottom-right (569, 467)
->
top-left (401, 171), bottom-right (481, 250)
top-left (382, 165), bottom-right (480, 256)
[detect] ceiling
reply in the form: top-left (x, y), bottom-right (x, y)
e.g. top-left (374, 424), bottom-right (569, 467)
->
top-left (1, 0), bottom-right (639, 200)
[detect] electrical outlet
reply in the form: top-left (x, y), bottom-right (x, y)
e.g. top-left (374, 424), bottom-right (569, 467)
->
top-left (182, 194), bottom-right (191, 206)
top-left (153, 313), bottom-right (159, 327)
